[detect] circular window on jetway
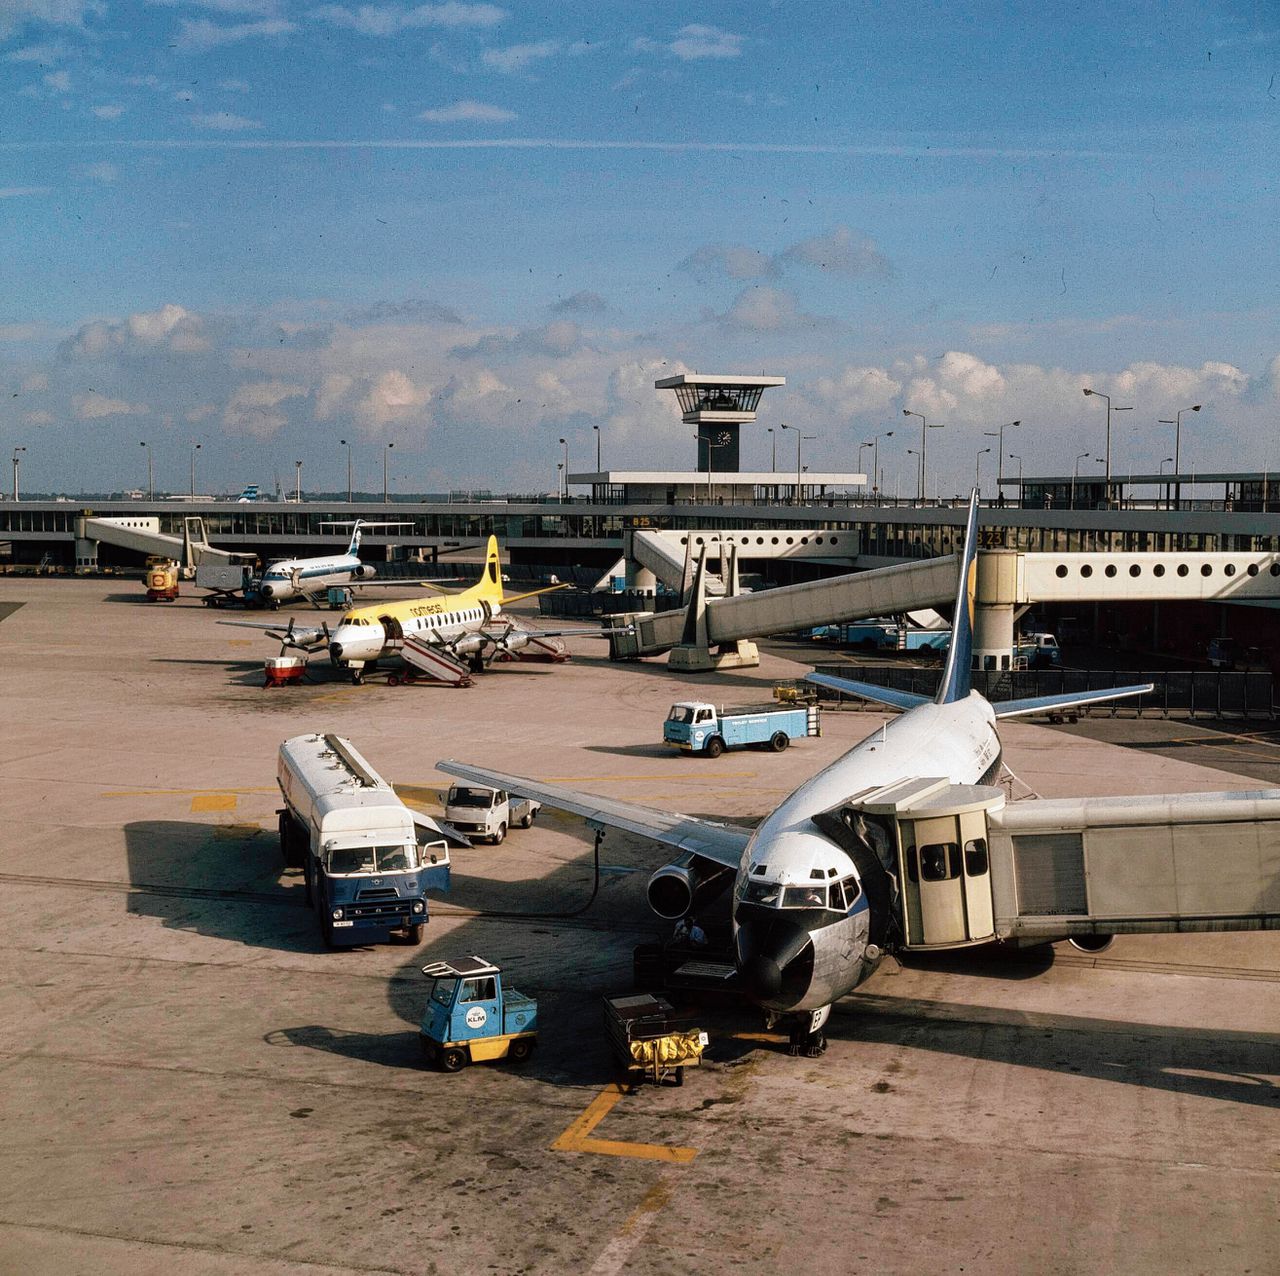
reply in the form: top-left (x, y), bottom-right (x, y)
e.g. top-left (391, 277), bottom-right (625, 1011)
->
top-left (1248, 563), bottom-right (1260, 577)
top-left (1177, 564), bottom-right (1190, 577)
top-left (1225, 564), bottom-right (1237, 577)
top-left (1105, 565), bottom-right (1117, 577)
top-left (1154, 564), bottom-right (1165, 577)
top-left (1080, 564), bottom-right (1093, 577)
top-left (1201, 564), bottom-right (1213, 576)
top-left (1130, 564), bottom-right (1142, 577)
top-left (1055, 565), bottom-right (1068, 577)
top-left (1272, 564), bottom-right (1280, 577)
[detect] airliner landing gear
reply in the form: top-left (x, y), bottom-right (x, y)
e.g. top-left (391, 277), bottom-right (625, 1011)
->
top-left (786, 1005), bottom-right (831, 1058)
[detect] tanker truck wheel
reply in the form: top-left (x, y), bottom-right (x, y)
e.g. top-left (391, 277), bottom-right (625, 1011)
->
top-left (402, 923), bottom-right (424, 945)
top-left (769, 732), bottom-right (789, 752)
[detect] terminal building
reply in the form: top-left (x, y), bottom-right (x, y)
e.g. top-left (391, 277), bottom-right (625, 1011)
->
top-left (5, 368), bottom-right (1280, 674)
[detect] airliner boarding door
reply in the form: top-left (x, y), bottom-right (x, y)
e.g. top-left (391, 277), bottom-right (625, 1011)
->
top-left (858, 780), bottom-right (1006, 951)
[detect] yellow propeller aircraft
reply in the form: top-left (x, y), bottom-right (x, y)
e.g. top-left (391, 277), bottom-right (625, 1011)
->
top-left (221, 536), bottom-right (612, 686)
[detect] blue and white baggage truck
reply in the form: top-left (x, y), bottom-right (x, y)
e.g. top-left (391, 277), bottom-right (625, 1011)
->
top-left (277, 732), bottom-right (451, 948)
top-left (664, 701), bottom-right (821, 758)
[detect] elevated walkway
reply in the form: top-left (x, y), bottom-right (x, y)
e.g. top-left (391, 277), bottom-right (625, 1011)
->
top-left (76, 516), bottom-right (249, 572)
top-left (627, 528), bottom-right (858, 594)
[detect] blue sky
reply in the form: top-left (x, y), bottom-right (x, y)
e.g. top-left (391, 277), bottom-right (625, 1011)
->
top-left (1, 1), bottom-right (1276, 496)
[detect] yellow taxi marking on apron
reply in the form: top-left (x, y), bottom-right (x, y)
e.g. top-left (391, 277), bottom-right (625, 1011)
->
top-left (100, 786), bottom-right (277, 798)
top-left (190, 793), bottom-right (237, 812)
top-left (586, 1179), bottom-right (674, 1276)
top-left (552, 1082), bottom-right (697, 1163)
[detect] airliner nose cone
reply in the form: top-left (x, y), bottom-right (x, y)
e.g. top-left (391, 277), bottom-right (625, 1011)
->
top-left (259, 583), bottom-right (275, 598)
top-left (329, 643), bottom-right (343, 662)
top-left (742, 955), bottom-right (782, 1000)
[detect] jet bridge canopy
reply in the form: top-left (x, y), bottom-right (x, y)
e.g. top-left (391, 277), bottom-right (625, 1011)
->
top-left (846, 780), bottom-right (1280, 951)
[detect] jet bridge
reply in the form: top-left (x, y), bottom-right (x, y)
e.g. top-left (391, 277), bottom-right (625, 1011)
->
top-left (76, 515), bottom-right (249, 573)
top-left (842, 778), bottom-right (1280, 952)
top-left (611, 546), bottom-right (958, 670)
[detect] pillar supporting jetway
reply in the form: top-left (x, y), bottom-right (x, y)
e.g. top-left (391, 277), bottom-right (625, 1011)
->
top-left (837, 778), bottom-right (1280, 955)
top-left (77, 516), bottom-right (250, 573)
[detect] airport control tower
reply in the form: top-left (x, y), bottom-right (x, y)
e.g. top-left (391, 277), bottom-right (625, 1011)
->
top-left (655, 373), bottom-right (785, 473)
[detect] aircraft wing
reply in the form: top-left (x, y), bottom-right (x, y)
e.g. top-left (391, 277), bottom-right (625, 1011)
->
top-left (991, 683), bottom-right (1154, 720)
top-left (806, 672), bottom-right (931, 712)
top-left (216, 618), bottom-right (329, 648)
top-left (437, 760), bottom-right (751, 869)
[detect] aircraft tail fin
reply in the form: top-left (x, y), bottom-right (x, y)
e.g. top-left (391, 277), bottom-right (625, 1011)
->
top-left (481, 535), bottom-right (504, 602)
top-left (347, 520), bottom-right (364, 557)
top-left (934, 490), bottom-right (981, 705)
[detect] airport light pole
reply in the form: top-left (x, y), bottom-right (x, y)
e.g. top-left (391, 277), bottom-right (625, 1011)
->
top-left (1071, 451), bottom-right (1090, 510)
top-left (593, 424), bottom-right (601, 472)
top-left (295, 460), bottom-right (303, 503)
top-left (870, 430), bottom-right (893, 506)
top-left (780, 422), bottom-right (816, 506)
top-left (1009, 453), bottom-right (1024, 507)
top-left (1159, 456), bottom-right (1174, 512)
top-left (1082, 388), bottom-right (1133, 506)
top-left (189, 441), bottom-right (201, 499)
top-left (1157, 403), bottom-right (1200, 512)
top-left (140, 441), bottom-right (153, 500)
top-left (12, 446), bottom-right (26, 501)
top-left (907, 448), bottom-right (921, 503)
top-left (983, 419), bottom-right (1020, 493)
top-left (559, 437), bottom-right (568, 501)
top-left (903, 408), bottom-right (943, 504)
top-left (340, 438), bottom-right (352, 502)
top-left (975, 446), bottom-right (992, 492)
top-left (383, 441), bottom-right (395, 503)
top-left (556, 462), bottom-right (564, 501)
top-left (858, 441), bottom-right (873, 500)
top-left (696, 434), bottom-right (731, 503)
top-left (767, 427), bottom-right (777, 472)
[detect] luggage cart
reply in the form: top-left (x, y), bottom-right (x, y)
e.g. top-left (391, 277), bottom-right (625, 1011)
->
top-left (603, 993), bottom-right (706, 1087)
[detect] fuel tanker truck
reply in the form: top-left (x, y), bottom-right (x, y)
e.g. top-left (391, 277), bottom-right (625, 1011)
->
top-left (277, 732), bottom-right (452, 948)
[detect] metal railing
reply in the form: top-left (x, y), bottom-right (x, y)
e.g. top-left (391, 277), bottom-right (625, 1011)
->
top-left (812, 665), bottom-right (1276, 720)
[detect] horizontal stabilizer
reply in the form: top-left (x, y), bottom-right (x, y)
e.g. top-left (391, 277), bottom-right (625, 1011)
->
top-left (992, 683), bottom-right (1154, 720)
top-left (806, 672), bottom-right (931, 712)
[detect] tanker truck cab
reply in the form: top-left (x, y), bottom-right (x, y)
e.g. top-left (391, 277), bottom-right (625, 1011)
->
top-left (277, 733), bottom-right (451, 948)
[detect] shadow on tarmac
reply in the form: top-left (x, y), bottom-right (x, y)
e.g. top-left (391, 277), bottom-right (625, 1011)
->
top-left (843, 991), bottom-right (1280, 1110)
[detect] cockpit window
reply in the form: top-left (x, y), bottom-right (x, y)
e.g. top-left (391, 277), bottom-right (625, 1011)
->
top-left (782, 885), bottom-right (827, 909)
top-left (743, 879), bottom-right (781, 907)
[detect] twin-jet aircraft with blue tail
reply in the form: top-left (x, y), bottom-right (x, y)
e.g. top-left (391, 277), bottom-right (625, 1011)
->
top-left (252, 519), bottom-right (401, 605)
top-left (440, 493), bottom-right (1164, 1055)
top-left (224, 535), bottom-right (610, 686)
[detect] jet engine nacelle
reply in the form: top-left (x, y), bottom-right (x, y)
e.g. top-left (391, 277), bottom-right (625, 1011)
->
top-left (352, 563), bottom-right (377, 581)
top-left (646, 852), bottom-right (733, 920)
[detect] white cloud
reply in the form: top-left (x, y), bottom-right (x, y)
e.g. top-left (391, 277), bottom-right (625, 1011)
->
top-left (147, 0), bottom-right (282, 13)
top-left (83, 161), bottom-right (118, 182)
top-left (73, 391), bottom-right (148, 418)
top-left (482, 39), bottom-right (558, 72)
top-left (664, 24), bottom-right (743, 60)
top-left (0, 0), bottom-right (105, 40)
top-left (418, 99), bottom-right (515, 122)
top-left (811, 366), bottom-right (903, 419)
top-left (21, 372), bottom-right (50, 390)
top-left (191, 111), bottom-right (262, 131)
top-left (781, 225), bottom-right (893, 278)
top-left (309, 2), bottom-right (506, 36)
top-left (222, 380), bottom-right (306, 438)
top-left (43, 68), bottom-right (70, 92)
top-left (680, 243), bottom-right (779, 281)
top-left (0, 186), bottom-right (53, 198)
top-left (63, 304), bottom-right (209, 357)
top-left (23, 409), bottom-right (54, 425)
top-left (6, 40), bottom-right (71, 62)
top-left (0, 324), bottom-right (48, 341)
top-left (218, 78), bottom-right (251, 92)
top-left (92, 103), bottom-right (125, 119)
top-left (721, 286), bottom-right (817, 332)
top-left (174, 17), bottom-right (295, 51)
top-left (355, 369), bottom-right (431, 428)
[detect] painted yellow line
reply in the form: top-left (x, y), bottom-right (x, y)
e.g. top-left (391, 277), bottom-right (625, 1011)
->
top-left (191, 793), bottom-right (237, 812)
top-left (552, 1082), bottom-right (697, 1163)
top-left (101, 786), bottom-right (277, 798)
top-left (727, 1031), bottom-right (787, 1044)
top-left (587, 1180), bottom-right (673, 1276)
top-left (226, 639), bottom-right (255, 647)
